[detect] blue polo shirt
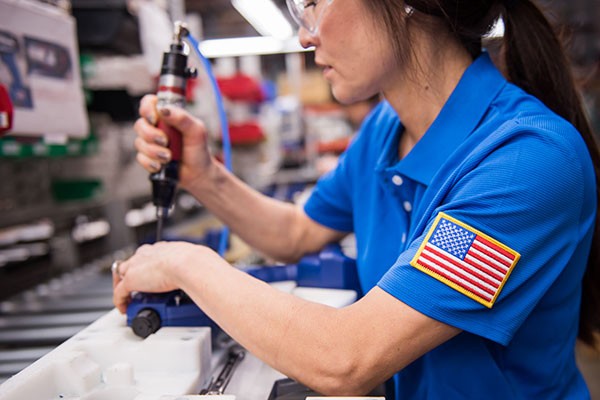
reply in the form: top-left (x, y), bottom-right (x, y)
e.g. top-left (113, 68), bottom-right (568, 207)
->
top-left (304, 53), bottom-right (595, 399)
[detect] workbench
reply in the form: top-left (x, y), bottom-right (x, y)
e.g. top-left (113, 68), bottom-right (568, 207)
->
top-left (0, 280), bottom-right (369, 400)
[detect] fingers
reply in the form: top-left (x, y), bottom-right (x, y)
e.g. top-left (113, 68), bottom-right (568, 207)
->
top-left (111, 260), bottom-right (123, 289)
top-left (112, 260), bottom-right (128, 313)
top-left (110, 245), bottom-right (162, 314)
top-left (134, 95), bottom-right (170, 174)
top-left (157, 106), bottom-right (207, 145)
top-left (134, 117), bottom-right (168, 147)
top-left (139, 94), bottom-right (158, 126)
top-left (113, 280), bottom-right (130, 314)
top-left (140, 94), bottom-right (206, 140)
top-left (133, 123), bottom-right (172, 173)
top-left (112, 258), bottom-right (133, 313)
top-left (134, 117), bottom-right (169, 149)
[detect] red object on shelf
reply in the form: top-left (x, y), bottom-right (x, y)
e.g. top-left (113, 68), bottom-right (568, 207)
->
top-left (217, 73), bottom-right (265, 103)
top-left (0, 84), bottom-right (13, 135)
top-left (317, 136), bottom-right (352, 154)
top-left (227, 122), bottom-right (265, 145)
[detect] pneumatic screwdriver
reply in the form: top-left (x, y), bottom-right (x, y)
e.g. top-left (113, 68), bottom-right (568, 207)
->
top-left (150, 21), bottom-right (197, 242)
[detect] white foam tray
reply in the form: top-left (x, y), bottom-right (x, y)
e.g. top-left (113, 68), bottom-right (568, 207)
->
top-left (0, 283), bottom-right (358, 400)
top-left (0, 310), bottom-right (212, 400)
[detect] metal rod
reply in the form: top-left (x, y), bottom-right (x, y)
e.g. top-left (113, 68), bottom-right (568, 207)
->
top-left (156, 216), bottom-right (164, 242)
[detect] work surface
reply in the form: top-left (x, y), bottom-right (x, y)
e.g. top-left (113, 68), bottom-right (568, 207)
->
top-left (0, 308), bottom-right (286, 400)
top-left (0, 274), bottom-right (360, 400)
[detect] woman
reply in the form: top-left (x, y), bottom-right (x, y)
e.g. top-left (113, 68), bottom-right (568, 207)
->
top-left (114, 0), bottom-right (600, 397)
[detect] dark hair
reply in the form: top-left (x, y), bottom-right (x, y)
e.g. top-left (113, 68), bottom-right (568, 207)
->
top-left (367, 0), bottom-right (600, 347)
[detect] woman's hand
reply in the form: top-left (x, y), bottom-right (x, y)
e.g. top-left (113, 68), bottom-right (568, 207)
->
top-left (112, 241), bottom-right (220, 313)
top-left (134, 94), bottom-right (216, 192)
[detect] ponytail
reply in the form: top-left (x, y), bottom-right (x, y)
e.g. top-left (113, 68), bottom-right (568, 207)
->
top-left (502, 0), bottom-right (600, 348)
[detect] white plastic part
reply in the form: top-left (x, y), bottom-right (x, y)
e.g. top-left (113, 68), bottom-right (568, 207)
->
top-left (292, 287), bottom-right (357, 308)
top-left (103, 362), bottom-right (135, 386)
top-left (0, 310), bottom-right (212, 400)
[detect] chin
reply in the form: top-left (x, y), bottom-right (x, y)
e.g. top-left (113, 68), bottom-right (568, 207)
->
top-left (330, 86), bottom-right (351, 104)
top-left (332, 87), bottom-right (373, 106)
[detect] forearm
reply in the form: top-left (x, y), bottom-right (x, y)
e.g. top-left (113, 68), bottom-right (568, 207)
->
top-left (185, 161), bottom-right (336, 262)
top-left (174, 249), bottom-right (460, 394)
top-left (176, 252), bottom-right (372, 394)
top-left (114, 242), bottom-right (460, 394)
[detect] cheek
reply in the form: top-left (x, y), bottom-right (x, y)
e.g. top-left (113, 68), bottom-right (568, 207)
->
top-left (364, 41), bottom-right (399, 83)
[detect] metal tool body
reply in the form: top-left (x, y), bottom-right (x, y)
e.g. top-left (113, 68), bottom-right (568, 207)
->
top-left (200, 344), bottom-right (246, 395)
top-left (151, 22), bottom-right (196, 241)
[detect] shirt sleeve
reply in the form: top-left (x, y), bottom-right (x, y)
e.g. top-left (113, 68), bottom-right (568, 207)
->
top-left (303, 146), bottom-right (355, 232)
top-left (303, 102), bottom-right (386, 232)
top-left (378, 128), bottom-right (596, 345)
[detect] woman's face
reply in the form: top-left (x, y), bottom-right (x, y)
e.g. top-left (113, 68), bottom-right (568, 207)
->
top-left (299, 0), bottom-right (401, 104)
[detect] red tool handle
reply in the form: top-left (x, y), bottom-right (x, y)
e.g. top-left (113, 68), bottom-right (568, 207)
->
top-left (158, 120), bottom-right (182, 162)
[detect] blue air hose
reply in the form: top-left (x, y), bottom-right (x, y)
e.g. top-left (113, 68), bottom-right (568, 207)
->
top-left (184, 33), bottom-right (232, 257)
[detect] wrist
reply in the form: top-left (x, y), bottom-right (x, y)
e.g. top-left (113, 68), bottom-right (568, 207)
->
top-left (169, 243), bottom-right (200, 289)
top-left (171, 244), bottom-right (227, 297)
top-left (186, 158), bottom-right (228, 199)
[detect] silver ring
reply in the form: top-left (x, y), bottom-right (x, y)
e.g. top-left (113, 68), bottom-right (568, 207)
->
top-left (111, 260), bottom-right (124, 278)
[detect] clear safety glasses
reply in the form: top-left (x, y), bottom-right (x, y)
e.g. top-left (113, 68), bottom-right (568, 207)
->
top-left (285, 0), bottom-right (334, 35)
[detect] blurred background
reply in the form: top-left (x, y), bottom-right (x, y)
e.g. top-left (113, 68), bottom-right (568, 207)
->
top-left (0, 0), bottom-right (598, 394)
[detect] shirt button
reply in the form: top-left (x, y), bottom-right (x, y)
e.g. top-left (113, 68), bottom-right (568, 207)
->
top-left (392, 175), bottom-right (403, 186)
top-left (403, 201), bottom-right (412, 212)
top-left (401, 233), bottom-right (407, 243)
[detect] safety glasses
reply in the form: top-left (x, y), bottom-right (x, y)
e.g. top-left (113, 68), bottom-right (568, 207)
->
top-left (285, 0), bottom-right (334, 35)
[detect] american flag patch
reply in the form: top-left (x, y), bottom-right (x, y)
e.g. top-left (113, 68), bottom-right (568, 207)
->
top-left (410, 212), bottom-right (520, 308)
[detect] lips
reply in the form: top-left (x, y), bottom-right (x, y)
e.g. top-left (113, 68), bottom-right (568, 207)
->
top-left (314, 55), bottom-right (334, 79)
top-left (314, 57), bottom-right (328, 69)
top-left (315, 59), bottom-right (332, 76)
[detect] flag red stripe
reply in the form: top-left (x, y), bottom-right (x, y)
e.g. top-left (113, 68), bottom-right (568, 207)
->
top-left (426, 245), bottom-right (501, 288)
top-left (471, 241), bottom-right (512, 268)
top-left (474, 236), bottom-right (515, 260)
top-left (420, 250), bottom-right (497, 297)
top-left (463, 255), bottom-right (505, 282)
top-left (418, 257), bottom-right (493, 301)
top-left (468, 248), bottom-right (509, 275)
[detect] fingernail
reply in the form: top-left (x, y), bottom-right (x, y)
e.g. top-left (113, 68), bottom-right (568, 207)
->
top-left (146, 114), bottom-right (157, 126)
top-left (157, 151), bottom-right (170, 162)
top-left (160, 107), bottom-right (171, 117)
top-left (154, 136), bottom-right (168, 146)
top-left (150, 161), bottom-right (161, 171)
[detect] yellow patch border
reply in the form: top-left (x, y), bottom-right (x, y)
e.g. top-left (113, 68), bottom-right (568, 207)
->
top-left (410, 212), bottom-right (520, 308)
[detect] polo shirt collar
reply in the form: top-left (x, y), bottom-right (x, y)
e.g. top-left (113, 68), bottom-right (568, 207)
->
top-left (376, 52), bottom-right (507, 186)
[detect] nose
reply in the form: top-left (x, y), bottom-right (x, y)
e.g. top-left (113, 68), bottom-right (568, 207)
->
top-left (298, 26), bottom-right (318, 49)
